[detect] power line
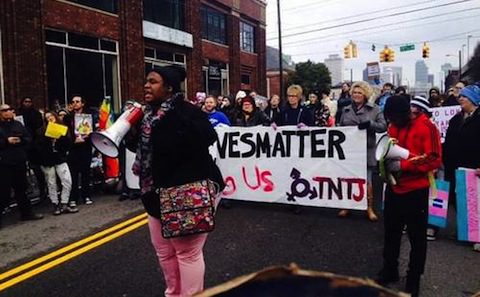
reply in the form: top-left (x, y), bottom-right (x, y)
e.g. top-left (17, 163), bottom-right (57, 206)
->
top-left (290, 32), bottom-right (480, 58)
top-left (267, 0), bottom-right (475, 41)
top-left (267, 0), bottom-right (435, 36)
top-left (279, 7), bottom-right (480, 47)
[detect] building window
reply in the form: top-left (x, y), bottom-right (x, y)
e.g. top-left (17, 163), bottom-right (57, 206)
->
top-left (240, 22), bottom-right (255, 53)
top-left (66, 0), bottom-right (118, 13)
top-left (201, 5), bottom-right (227, 45)
top-left (45, 29), bottom-right (120, 110)
top-left (202, 60), bottom-right (229, 96)
top-left (0, 30), bottom-right (4, 104)
top-left (143, 0), bottom-right (185, 31)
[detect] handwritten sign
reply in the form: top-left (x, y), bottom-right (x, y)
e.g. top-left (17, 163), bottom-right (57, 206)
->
top-left (431, 106), bottom-right (461, 143)
top-left (213, 126), bottom-right (368, 210)
top-left (45, 122), bottom-right (68, 139)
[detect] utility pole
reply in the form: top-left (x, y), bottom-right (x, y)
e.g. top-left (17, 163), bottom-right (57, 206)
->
top-left (277, 0), bottom-right (284, 102)
top-left (458, 49), bottom-right (462, 80)
top-left (350, 69), bottom-right (353, 83)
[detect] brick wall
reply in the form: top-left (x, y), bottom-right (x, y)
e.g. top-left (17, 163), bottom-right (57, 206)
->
top-left (1, 0), bottom-right (46, 108)
top-left (186, 0), bottom-right (203, 101)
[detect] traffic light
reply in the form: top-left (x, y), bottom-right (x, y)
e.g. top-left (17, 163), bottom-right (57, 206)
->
top-left (387, 48), bottom-right (395, 62)
top-left (344, 43), bottom-right (352, 59)
top-left (380, 46), bottom-right (395, 62)
top-left (344, 41), bottom-right (358, 59)
top-left (422, 42), bottom-right (430, 58)
top-left (351, 42), bottom-right (358, 58)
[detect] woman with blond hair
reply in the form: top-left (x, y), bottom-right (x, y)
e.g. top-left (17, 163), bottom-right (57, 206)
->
top-left (337, 81), bottom-right (387, 221)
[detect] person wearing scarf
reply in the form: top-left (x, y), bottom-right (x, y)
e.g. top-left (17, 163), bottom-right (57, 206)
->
top-left (131, 65), bottom-right (224, 297)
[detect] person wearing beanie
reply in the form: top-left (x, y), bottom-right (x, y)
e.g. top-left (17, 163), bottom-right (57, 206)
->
top-left (337, 81), bottom-right (387, 222)
top-left (130, 65), bottom-right (225, 297)
top-left (443, 83), bottom-right (480, 253)
top-left (234, 95), bottom-right (270, 127)
top-left (376, 95), bottom-right (442, 297)
top-left (428, 87), bottom-right (442, 107)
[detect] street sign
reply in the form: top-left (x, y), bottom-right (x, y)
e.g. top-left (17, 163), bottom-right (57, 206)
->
top-left (367, 62), bottom-right (380, 80)
top-left (400, 44), bottom-right (415, 52)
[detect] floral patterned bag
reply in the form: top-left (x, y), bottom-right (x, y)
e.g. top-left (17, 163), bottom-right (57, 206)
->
top-left (158, 180), bottom-right (216, 238)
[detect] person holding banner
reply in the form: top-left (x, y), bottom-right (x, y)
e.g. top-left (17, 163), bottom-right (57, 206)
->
top-left (377, 95), bottom-right (442, 297)
top-left (337, 81), bottom-right (387, 221)
top-left (234, 96), bottom-right (270, 127)
top-left (131, 65), bottom-right (225, 297)
top-left (36, 111), bottom-right (77, 215)
top-left (443, 83), bottom-right (480, 251)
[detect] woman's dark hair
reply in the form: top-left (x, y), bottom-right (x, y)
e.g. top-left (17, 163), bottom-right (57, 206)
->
top-left (44, 110), bottom-right (61, 124)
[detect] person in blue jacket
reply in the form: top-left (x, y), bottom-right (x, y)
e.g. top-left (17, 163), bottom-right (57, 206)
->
top-left (204, 95), bottom-right (231, 128)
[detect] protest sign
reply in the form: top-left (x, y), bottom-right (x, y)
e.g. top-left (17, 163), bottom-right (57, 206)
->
top-left (74, 114), bottom-right (93, 137)
top-left (431, 106), bottom-right (461, 143)
top-left (213, 126), bottom-right (368, 210)
top-left (428, 179), bottom-right (450, 228)
top-left (456, 167), bottom-right (480, 243)
top-left (45, 122), bottom-right (68, 139)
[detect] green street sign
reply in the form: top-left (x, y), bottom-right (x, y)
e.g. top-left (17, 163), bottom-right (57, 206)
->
top-left (400, 44), bottom-right (415, 52)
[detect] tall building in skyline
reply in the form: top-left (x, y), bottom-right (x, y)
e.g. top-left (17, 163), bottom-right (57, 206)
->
top-left (324, 54), bottom-right (344, 86)
top-left (415, 60), bottom-right (429, 84)
top-left (441, 63), bottom-right (454, 73)
top-left (428, 74), bottom-right (434, 86)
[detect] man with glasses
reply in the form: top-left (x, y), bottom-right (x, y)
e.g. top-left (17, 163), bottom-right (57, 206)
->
top-left (64, 95), bottom-right (95, 208)
top-left (0, 104), bottom-right (43, 228)
top-left (443, 81), bottom-right (466, 106)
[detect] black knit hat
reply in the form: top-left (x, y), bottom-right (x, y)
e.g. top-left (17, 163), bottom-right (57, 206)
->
top-left (148, 65), bottom-right (186, 93)
top-left (383, 95), bottom-right (411, 116)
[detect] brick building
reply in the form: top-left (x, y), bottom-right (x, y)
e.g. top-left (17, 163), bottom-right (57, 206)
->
top-left (0, 0), bottom-right (267, 111)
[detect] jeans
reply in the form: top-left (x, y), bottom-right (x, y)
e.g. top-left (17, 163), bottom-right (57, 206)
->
top-left (41, 163), bottom-right (72, 205)
top-left (148, 216), bottom-right (208, 297)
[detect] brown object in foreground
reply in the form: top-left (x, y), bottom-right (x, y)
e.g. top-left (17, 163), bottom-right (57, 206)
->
top-left (195, 263), bottom-right (409, 297)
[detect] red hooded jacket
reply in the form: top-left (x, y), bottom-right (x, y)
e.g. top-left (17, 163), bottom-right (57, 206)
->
top-left (387, 113), bottom-right (442, 194)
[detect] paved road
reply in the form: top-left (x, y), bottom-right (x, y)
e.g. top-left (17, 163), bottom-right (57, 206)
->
top-left (1, 196), bottom-right (479, 297)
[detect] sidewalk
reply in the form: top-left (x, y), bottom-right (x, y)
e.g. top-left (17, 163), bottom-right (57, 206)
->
top-left (0, 194), bottom-right (144, 270)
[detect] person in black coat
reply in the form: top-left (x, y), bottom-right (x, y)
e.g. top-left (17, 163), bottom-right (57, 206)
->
top-left (279, 85), bottom-right (314, 127)
top-left (16, 97), bottom-right (47, 200)
top-left (0, 104), bottom-right (43, 228)
top-left (264, 94), bottom-right (282, 125)
top-left (36, 111), bottom-right (77, 215)
top-left (443, 84), bottom-right (480, 212)
top-left (234, 96), bottom-right (271, 127)
top-left (131, 65), bottom-right (224, 297)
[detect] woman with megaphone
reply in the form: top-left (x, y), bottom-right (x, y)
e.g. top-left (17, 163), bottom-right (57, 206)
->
top-left (376, 95), bottom-right (442, 297)
top-left (337, 81), bottom-right (387, 221)
top-left (127, 65), bottom-right (225, 297)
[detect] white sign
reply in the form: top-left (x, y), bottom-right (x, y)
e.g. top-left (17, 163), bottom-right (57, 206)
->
top-left (143, 21), bottom-right (193, 48)
top-left (431, 106), bottom-right (461, 143)
top-left (213, 126), bottom-right (368, 210)
top-left (367, 62), bottom-right (380, 79)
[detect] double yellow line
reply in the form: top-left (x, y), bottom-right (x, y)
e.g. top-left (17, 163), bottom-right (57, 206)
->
top-left (0, 213), bottom-right (148, 292)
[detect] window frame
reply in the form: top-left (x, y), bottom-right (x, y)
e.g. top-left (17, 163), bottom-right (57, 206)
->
top-left (201, 5), bottom-right (227, 45)
top-left (64, 0), bottom-right (118, 14)
top-left (240, 21), bottom-right (255, 53)
top-left (143, 0), bottom-right (186, 31)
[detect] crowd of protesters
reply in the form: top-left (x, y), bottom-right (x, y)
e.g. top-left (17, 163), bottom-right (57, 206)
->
top-left (1, 75), bottom-right (479, 297)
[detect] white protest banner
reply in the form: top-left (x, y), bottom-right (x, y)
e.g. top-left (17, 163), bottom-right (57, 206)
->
top-left (214, 126), bottom-right (367, 210)
top-left (431, 106), bottom-right (461, 143)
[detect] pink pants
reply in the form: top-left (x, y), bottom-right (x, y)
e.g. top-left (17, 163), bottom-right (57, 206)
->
top-left (148, 215), bottom-right (208, 297)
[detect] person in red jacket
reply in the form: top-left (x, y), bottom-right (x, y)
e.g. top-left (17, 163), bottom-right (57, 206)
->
top-left (376, 95), bottom-right (442, 297)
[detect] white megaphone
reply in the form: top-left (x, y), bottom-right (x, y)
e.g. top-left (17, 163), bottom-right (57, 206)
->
top-left (375, 134), bottom-right (410, 161)
top-left (91, 102), bottom-right (144, 158)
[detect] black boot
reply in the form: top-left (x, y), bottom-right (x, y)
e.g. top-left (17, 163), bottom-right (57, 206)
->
top-left (375, 268), bottom-right (400, 286)
top-left (405, 274), bottom-right (421, 297)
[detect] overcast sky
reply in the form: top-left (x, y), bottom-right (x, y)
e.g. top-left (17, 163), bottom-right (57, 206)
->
top-left (266, 0), bottom-right (480, 87)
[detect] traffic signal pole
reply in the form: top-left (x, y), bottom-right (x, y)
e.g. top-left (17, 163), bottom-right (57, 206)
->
top-left (277, 0), bottom-right (284, 102)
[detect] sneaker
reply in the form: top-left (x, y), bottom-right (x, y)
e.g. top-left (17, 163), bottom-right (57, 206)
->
top-left (85, 197), bottom-right (93, 205)
top-left (69, 201), bottom-right (77, 208)
top-left (402, 225), bottom-right (407, 234)
top-left (53, 204), bottom-right (62, 216)
top-left (473, 243), bottom-right (480, 252)
top-left (426, 228), bottom-right (436, 241)
top-left (61, 203), bottom-right (78, 214)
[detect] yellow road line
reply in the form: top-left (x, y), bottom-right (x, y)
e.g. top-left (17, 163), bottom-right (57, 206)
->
top-left (0, 218), bottom-right (148, 292)
top-left (0, 213), bottom-right (147, 281)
